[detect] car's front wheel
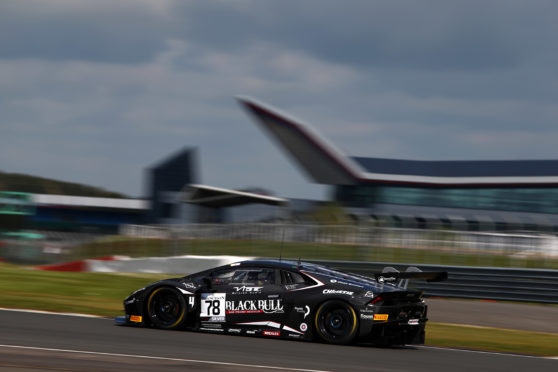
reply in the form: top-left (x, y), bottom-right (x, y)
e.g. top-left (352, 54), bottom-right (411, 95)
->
top-left (314, 300), bottom-right (359, 344)
top-left (146, 287), bottom-right (187, 329)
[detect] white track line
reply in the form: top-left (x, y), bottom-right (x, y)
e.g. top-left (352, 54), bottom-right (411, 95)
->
top-left (0, 345), bottom-right (332, 372)
top-left (0, 307), bottom-right (104, 318)
top-left (418, 345), bottom-right (558, 361)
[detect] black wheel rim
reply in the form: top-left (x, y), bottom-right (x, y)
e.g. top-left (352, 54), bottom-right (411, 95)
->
top-left (149, 289), bottom-right (183, 327)
top-left (317, 304), bottom-right (355, 340)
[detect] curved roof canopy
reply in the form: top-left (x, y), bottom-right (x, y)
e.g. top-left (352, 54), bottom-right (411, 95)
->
top-left (182, 184), bottom-right (287, 208)
top-left (238, 96), bottom-right (558, 187)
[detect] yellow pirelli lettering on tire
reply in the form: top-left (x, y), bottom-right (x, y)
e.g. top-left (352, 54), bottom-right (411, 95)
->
top-left (373, 314), bottom-right (389, 321)
top-left (130, 315), bottom-right (142, 322)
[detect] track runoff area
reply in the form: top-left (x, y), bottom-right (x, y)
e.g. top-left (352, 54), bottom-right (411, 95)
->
top-left (0, 308), bottom-right (556, 372)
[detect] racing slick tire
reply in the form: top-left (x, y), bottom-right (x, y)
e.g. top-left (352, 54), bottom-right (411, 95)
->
top-left (314, 300), bottom-right (359, 345)
top-left (146, 287), bottom-right (187, 330)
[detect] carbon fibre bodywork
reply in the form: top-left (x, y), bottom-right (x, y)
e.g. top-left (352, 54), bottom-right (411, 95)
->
top-left (120, 260), bottom-right (444, 345)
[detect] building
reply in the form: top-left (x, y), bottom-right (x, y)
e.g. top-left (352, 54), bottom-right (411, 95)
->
top-left (0, 147), bottom-right (286, 232)
top-left (146, 147), bottom-right (287, 224)
top-left (238, 97), bottom-right (558, 232)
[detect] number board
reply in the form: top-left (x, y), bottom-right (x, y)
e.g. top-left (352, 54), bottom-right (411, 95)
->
top-left (200, 293), bottom-right (226, 322)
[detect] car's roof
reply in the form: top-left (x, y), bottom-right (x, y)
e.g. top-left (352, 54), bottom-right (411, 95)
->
top-left (233, 259), bottom-right (307, 270)
top-left (195, 259), bottom-right (386, 290)
top-left (234, 259), bottom-right (375, 283)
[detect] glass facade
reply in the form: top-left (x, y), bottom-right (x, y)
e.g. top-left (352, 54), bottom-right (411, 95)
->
top-left (335, 185), bottom-right (558, 215)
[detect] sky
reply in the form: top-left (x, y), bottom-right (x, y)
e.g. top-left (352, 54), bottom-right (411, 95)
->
top-left (1, 0), bottom-right (558, 200)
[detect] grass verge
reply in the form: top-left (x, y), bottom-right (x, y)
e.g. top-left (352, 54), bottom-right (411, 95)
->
top-left (427, 322), bottom-right (558, 357)
top-left (0, 262), bottom-right (174, 317)
top-left (1, 262), bottom-right (556, 356)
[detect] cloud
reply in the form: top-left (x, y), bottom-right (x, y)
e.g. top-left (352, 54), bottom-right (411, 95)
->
top-left (1, 0), bottom-right (557, 200)
top-left (0, 0), bottom-right (174, 63)
top-left (0, 35), bottom-right (355, 198)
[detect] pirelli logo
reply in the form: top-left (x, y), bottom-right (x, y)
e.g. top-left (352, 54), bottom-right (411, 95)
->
top-left (130, 315), bottom-right (143, 323)
top-left (373, 314), bottom-right (389, 321)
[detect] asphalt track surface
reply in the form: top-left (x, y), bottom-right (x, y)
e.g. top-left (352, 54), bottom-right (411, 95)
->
top-left (1, 309), bottom-right (556, 372)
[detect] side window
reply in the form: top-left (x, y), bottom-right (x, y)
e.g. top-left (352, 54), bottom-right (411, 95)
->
top-left (281, 270), bottom-right (313, 286)
top-left (210, 269), bottom-right (236, 286)
top-left (232, 268), bottom-right (275, 286)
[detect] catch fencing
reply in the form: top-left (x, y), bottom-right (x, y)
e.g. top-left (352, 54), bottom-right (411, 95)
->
top-left (121, 223), bottom-right (558, 258)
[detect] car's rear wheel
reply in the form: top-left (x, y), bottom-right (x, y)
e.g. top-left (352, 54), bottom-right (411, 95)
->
top-left (146, 287), bottom-right (187, 329)
top-left (314, 300), bottom-right (358, 344)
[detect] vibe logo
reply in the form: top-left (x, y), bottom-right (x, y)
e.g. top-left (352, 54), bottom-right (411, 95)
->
top-left (233, 286), bottom-right (263, 293)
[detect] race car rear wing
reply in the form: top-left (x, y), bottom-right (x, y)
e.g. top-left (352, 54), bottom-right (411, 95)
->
top-left (374, 267), bottom-right (448, 289)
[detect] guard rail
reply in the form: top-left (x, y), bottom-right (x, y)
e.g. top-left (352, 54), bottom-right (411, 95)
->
top-left (308, 259), bottom-right (558, 304)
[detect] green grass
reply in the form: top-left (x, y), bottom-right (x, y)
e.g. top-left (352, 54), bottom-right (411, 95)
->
top-left (0, 262), bottom-right (174, 316)
top-left (427, 323), bottom-right (558, 357)
top-left (1, 262), bottom-right (557, 356)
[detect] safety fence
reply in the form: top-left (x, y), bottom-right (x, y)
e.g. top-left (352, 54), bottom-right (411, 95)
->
top-left (310, 259), bottom-right (558, 304)
top-left (121, 223), bottom-right (558, 258)
top-left (4, 223), bottom-right (558, 267)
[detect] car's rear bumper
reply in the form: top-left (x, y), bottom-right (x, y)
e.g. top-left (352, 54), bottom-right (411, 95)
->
top-left (366, 320), bottom-right (426, 345)
top-left (359, 302), bottom-right (428, 345)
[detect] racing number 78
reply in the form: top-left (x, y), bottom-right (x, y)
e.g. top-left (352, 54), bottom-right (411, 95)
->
top-left (205, 299), bottom-right (221, 315)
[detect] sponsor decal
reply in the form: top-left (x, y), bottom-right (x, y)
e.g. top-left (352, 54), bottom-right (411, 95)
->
top-left (200, 328), bottom-right (224, 332)
top-left (327, 278), bottom-right (363, 288)
top-left (226, 299), bottom-right (284, 314)
top-left (288, 334), bottom-right (302, 339)
top-left (285, 284), bottom-right (298, 290)
top-left (373, 314), bottom-right (389, 321)
top-left (300, 323), bottom-right (308, 332)
top-left (183, 282), bottom-right (196, 289)
top-left (233, 286), bottom-right (263, 293)
top-left (124, 298), bottom-right (135, 305)
top-left (363, 291), bottom-right (374, 298)
top-left (323, 289), bottom-right (354, 296)
top-left (200, 293), bottom-right (226, 322)
top-left (230, 262), bottom-right (240, 266)
top-left (360, 314), bottom-right (374, 320)
top-left (295, 305), bottom-right (311, 319)
top-left (408, 319), bottom-right (420, 326)
top-left (377, 276), bottom-right (396, 284)
top-left (129, 315), bottom-right (142, 323)
top-left (246, 330), bottom-right (257, 335)
top-left (200, 322), bottom-right (222, 329)
top-left (227, 328), bottom-right (242, 333)
top-left (236, 321), bottom-right (281, 329)
top-left (263, 331), bottom-right (280, 337)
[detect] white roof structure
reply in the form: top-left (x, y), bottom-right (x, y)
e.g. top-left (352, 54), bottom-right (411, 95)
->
top-left (182, 184), bottom-right (287, 207)
top-left (32, 194), bottom-right (149, 210)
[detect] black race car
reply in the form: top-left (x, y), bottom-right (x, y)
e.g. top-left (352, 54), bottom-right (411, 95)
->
top-left (117, 259), bottom-right (447, 345)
